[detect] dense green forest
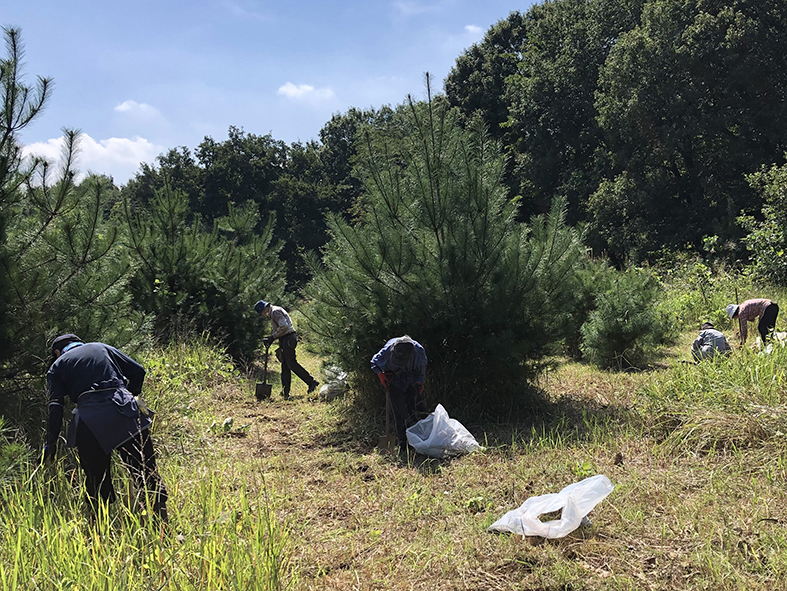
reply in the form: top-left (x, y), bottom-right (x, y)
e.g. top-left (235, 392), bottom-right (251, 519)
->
top-left (2, 0), bottom-right (787, 437)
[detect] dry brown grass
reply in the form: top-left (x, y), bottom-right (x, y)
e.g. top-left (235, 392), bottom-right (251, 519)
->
top-left (180, 346), bottom-right (787, 591)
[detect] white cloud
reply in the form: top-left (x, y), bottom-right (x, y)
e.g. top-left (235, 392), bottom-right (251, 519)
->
top-left (114, 99), bottom-right (160, 116)
top-left (22, 134), bottom-right (165, 185)
top-left (465, 24), bottom-right (483, 38)
top-left (439, 23), bottom-right (488, 56)
top-left (277, 82), bottom-right (336, 103)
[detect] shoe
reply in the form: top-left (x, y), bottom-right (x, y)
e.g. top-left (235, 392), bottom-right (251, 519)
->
top-left (307, 381), bottom-right (319, 394)
top-left (281, 391), bottom-right (290, 400)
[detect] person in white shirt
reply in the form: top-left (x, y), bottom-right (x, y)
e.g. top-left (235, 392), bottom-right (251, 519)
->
top-left (255, 299), bottom-right (319, 399)
top-left (691, 322), bottom-right (732, 361)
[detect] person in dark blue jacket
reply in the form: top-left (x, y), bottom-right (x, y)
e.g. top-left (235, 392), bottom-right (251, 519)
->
top-left (44, 334), bottom-right (168, 521)
top-left (371, 335), bottom-right (428, 449)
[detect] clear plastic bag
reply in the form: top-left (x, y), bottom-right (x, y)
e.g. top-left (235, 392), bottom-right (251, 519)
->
top-left (488, 474), bottom-right (614, 538)
top-left (405, 404), bottom-right (482, 458)
top-left (318, 366), bottom-right (349, 401)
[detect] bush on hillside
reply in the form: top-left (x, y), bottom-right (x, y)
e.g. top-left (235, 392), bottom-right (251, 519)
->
top-left (580, 268), bottom-right (675, 369)
top-left (559, 258), bottom-right (619, 359)
top-left (741, 158), bottom-right (787, 286)
top-left (657, 257), bottom-right (753, 331)
top-left (123, 185), bottom-right (286, 360)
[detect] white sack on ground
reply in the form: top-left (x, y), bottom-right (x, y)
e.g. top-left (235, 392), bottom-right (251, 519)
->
top-left (488, 474), bottom-right (614, 538)
top-left (406, 404), bottom-right (482, 458)
top-left (319, 366), bottom-right (349, 401)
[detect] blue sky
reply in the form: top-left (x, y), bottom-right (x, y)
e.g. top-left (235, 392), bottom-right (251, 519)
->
top-left (2, 1), bottom-right (534, 185)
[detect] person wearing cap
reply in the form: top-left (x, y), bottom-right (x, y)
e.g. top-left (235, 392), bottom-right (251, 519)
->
top-left (44, 334), bottom-right (168, 521)
top-left (254, 299), bottom-right (319, 399)
top-left (726, 299), bottom-right (779, 344)
top-left (691, 322), bottom-right (732, 361)
top-left (370, 336), bottom-right (428, 449)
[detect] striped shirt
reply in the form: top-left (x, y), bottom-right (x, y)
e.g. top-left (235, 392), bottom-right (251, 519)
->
top-left (268, 305), bottom-right (296, 340)
top-left (737, 298), bottom-right (771, 343)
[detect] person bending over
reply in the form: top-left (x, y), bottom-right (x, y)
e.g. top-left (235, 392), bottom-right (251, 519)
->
top-left (44, 334), bottom-right (168, 521)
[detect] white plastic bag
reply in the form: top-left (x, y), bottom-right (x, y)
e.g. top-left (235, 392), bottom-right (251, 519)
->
top-left (405, 404), bottom-right (482, 458)
top-left (488, 474), bottom-right (614, 538)
top-left (318, 366), bottom-right (349, 401)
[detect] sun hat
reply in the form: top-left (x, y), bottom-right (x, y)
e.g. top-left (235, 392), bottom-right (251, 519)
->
top-left (726, 304), bottom-right (739, 319)
top-left (254, 300), bottom-right (269, 315)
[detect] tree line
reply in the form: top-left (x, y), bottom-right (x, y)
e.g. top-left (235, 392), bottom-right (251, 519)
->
top-left (446, 0), bottom-right (787, 264)
top-left (2, 0), bottom-right (787, 433)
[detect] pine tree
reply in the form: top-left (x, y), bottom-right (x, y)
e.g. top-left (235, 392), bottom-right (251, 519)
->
top-left (1, 30), bottom-right (142, 431)
top-left (123, 182), bottom-right (285, 359)
top-left (303, 80), bottom-right (585, 409)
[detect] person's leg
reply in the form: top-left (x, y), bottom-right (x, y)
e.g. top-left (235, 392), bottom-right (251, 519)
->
top-left (413, 384), bottom-right (427, 417)
top-left (403, 384), bottom-right (428, 430)
top-left (279, 333), bottom-right (318, 391)
top-left (691, 340), bottom-right (701, 362)
top-left (759, 303), bottom-right (779, 341)
top-left (116, 428), bottom-right (168, 521)
top-left (276, 346), bottom-right (292, 397)
top-left (387, 384), bottom-right (410, 446)
top-left (75, 422), bottom-right (115, 511)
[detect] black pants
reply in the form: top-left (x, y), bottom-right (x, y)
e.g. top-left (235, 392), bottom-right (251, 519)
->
top-left (388, 383), bottom-right (428, 446)
top-left (276, 333), bottom-right (315, 395)
top-left (759, 302), bottom-right (779, 341)
top-left (76, 422), bottom-right (168, 518)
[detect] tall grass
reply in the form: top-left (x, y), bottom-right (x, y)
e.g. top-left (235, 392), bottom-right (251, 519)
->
top-left (0, 339), bottom-right (294, 591)
top-left (643, 340), bottom-right (787, 454)
top-left (0, 461), bottom-right (294, 591)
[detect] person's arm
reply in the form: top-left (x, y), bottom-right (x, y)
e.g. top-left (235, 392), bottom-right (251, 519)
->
top-left (370, 342), bottom-right (393, 374)
top-left (371, 344), bottom-right (394, 387)
top-left (44, 372), bottom-right (65, 461)
top-left (414, 364), bottom-right (426, 386)
top-left (107, 346), bottom-right (146, 395)
top-left (739, 316), bottom-right (748, 343)
top-left (413, 345), bottom-right (427, 385)
top-left (269, 308), bottom-right (294, 340)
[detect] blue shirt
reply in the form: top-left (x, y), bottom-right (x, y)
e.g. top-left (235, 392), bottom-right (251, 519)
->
top-left (46, 342), bottom-right (146, 450)
top-left (370, 337), bottom-right (427, 388)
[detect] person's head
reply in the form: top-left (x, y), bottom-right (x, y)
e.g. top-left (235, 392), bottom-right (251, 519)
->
top-left (254, 299), bottom-right (270, 317)
top-left (701, 322), bottom-right (714, 330)
top-left (390, 336), bottom-right (415, 366)
top-left (726, 304), bottom-right (739, 319)
top-left (50, 333), bottom-right (83, 359)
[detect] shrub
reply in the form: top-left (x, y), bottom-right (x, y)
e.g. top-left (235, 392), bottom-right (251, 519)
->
top-left (740, 158), bottom-right (787, 286)
top-left (559, 257), bottom-right (619, 359)
top-left (657, 258), bottom-right (754, 331)
top-left (123, 185), bottom-right (286, 360)
top-left (580, 268), bottom-right (675, 369)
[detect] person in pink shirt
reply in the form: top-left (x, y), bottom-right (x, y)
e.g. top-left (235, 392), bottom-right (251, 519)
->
top-left (726, 298), bottom-right (779, 344)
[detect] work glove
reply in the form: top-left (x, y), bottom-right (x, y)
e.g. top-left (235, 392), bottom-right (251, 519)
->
top-left (378, 372), bottom-right (392, 388)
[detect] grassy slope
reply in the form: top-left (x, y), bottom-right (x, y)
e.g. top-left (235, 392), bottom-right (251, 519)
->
top-left (3, 331), bottom-right (786, 590)
top-left (161, 334), bottom-right (786, 590)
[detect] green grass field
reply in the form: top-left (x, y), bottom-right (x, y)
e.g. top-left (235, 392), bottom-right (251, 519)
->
top-left (2, 332), bottom-right (786, 590)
